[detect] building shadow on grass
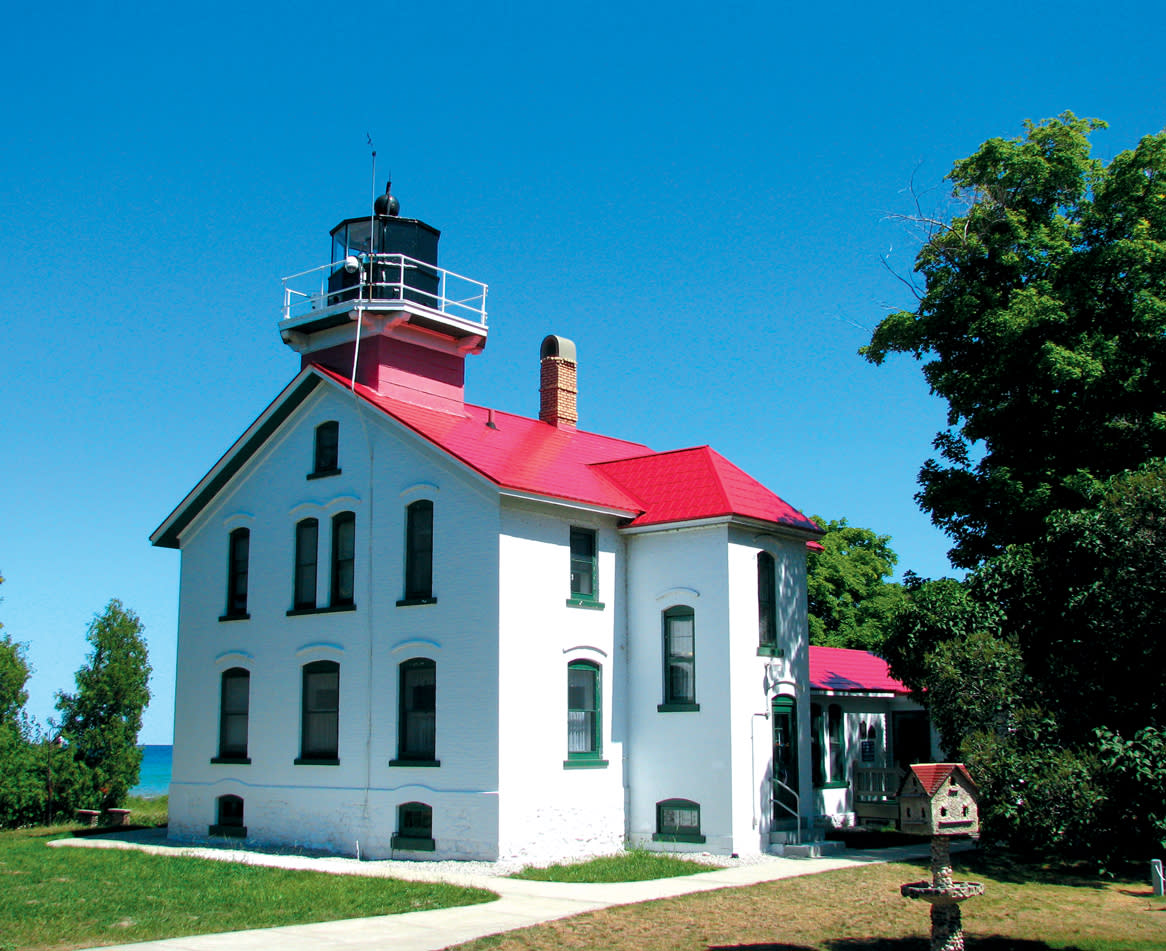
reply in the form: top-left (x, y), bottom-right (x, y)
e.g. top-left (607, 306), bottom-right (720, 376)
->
top-left (710, 939), bottom-right (1082, 950)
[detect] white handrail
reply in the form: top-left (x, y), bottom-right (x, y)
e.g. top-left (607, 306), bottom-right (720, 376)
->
top-left (772, 778), bottom-right (803, 844)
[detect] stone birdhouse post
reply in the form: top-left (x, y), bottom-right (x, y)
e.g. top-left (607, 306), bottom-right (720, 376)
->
top-left (899, 764), bottom-right (984, 951)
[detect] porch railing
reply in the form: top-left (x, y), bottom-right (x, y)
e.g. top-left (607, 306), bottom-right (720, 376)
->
top-left (772, 779), bottom-right (803, 844)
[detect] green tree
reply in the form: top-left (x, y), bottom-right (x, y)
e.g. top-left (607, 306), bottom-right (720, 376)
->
top-left (863, 113), bottom-right (1166, 569)
top-left (805, 517), bottom-right (906, 652)
top-left (55, 600), bottom-right (151, 811)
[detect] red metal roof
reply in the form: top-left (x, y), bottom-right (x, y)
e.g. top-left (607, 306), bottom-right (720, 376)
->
top-left (808, 646), bottom-right (910, 694)
top-left (317, 365), bottom-right (819, 532)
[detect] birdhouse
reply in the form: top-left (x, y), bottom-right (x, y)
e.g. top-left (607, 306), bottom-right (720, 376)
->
top-left (898, 763), bottom-right (979, 837)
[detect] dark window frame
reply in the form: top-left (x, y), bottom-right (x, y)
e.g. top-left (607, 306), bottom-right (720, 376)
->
top-left (293, 518), bottom-right (318, 611)
top-left (757, 551), bottom-right (777, 650)
top-left (212, 667), bottom-right (251, 764)
top-left (210, 794), bottom-right (246, 838)
top-left (296, 660), bottom-right (339, 764)
top-left (392, 801), bottom-right (435, 851)
top-left (399, 499), bottom-right (435, 605)
top-left (330, 511), bottom-right (356, 608)
top-left (392, 658), bottom-right (438, 766)
top-left (309, 420), bottom-right (340, 478)
top-left (221, 528), bottom-right (250, 620)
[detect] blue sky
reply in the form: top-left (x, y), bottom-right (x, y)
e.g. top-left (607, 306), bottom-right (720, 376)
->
top-left (2, 1), bottom-right (1163, 744)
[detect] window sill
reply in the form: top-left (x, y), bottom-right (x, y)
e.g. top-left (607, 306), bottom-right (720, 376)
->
top-left (565, 598), bottom-right (605, 610)
top-left (294, 757), bottom-right (339, 766)
top-left (396, 597), bottom-right (437, 607)
top-left (564, 758), bottom-right (609, 769)
top-left (652, 832), bottom-right (705, 844)
top-left (756, 645), bottom-right (784, 657)
top-left (218, 612), bottom-right (250, 623)
top-left (210, 756), bottom-right (251, 765)
top-left (306, 468), bottom-right (342, 481)
top-left (389, 759), bottom-right (441, 768)
top-left (286, 604), bottom-right (356, 617)
top-left (657, 703), bottom-right (701, 713)
top-left (391, 835), bottom-right (436, 852)
top-left (209, 825), bottom-right (247, 838)
top-left (815, 781), bottom-right (850, 790)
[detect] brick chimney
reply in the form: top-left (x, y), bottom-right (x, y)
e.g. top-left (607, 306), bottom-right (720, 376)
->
top-left (539, 335), bottom-right (578, 430)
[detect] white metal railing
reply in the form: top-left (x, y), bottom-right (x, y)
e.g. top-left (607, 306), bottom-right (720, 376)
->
top-left (772, 779), bottom-right (803, 844)
top-left (281, 253), bottom-right (488, 326)
top-left (854, 766), bottom-right (904, 802)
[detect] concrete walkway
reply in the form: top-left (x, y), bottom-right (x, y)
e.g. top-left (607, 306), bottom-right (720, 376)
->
top-left (53, 830), bottom-right (932, 951)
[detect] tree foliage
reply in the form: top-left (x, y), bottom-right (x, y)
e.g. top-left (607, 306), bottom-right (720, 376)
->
top-left (864, 113), bottom-right (1166, 568)
top-left (56, 599), bottom-right (151, 811)
top-left (806, 517), bottom-right (906, 652)
top-left (880, 462), bottom-right (1166, 860)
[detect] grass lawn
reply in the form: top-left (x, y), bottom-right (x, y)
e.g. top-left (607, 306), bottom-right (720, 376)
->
top-left (511, 850), bottom-right (721, 882)
top-left (1, 823), bottom-right (496, 951)
top-left (453, 851), bottom-right (1166, 951)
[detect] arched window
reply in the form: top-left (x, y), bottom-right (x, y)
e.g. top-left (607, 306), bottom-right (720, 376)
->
top-left (224, 528), bottom-right (250, 619)
top-left (661, 606), bottom-right (697, 709)
top-left (293, 518), bottom-right (318, 610)
top-left (215, 667), bottom-right (250, 762)
top-left (331, 511), bottom-right (355, 607)
top-left (566, 661), bottom-right (603, 764)
top-left (402, 500), bottom-right (434, 603)
top-left (395, 658), bottom-right (437, 764)
top-left (211, 794), bottom-right (246, 837)
top-left (392, 801), bottom-right (435, 851)
top-left (297, 660), bottom-right (339, 763)
top-left (757, 551), bottom-right (776, 649)
top-left (311, 421), bottom-right (339, 477)
top-left (654, 798), bottom-right (704, 843)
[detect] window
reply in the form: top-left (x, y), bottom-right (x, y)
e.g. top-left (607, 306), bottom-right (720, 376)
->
top-left (293, 518), bottom-right (318, 610)
top-left (297, 660), bottom-right (339, 764)
top-left (757, 551), bottom-right (777, 651)
top-left (828, 703), bottom-right (845, 781)
top-left (654, 798), bottom-right (704, 843)
top-left (222, 528), bottom-right (250, 620)
top-left (400, 500), bottom-right (434, 604)
top-left (811, 703), bottom-right (824, 787)
top-left (392, 801), bottom-right (435, 851)
top-left (565, 661), bottom-right (605, 767)
top-left (393, 658), bottom-right (437, 765)
top-left (331, 512), bottom-right (355, 608)
top-left (214, 668), bottom-right (250, 763)
top-left (210, 794), bottom-right (246, 837)
top-left (567, 527), bottom-right (602, 608)
top-left (660, 606), bottom-right (698, 710)
top-left (310, 421), bottom-right (340, 478)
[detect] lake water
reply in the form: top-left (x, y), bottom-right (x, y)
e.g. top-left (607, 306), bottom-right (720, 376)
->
top-left (132, 744), bottom-right (173, 798)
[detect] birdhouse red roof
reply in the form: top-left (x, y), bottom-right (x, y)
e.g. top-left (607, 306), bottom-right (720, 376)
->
top-left (909, 763), bottom-right (976, 797)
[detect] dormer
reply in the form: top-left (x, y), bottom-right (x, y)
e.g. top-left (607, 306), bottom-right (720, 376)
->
top-left (278, 183), bottom-right (488, 413)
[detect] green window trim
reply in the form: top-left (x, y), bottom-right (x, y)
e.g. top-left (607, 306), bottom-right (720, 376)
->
top-left (569, 527), bottom-right (598, 602)
top-left (563, 758), bottom-right (609, 769)
top-left (396, 596), bottom-right (438, 607)
top-left (663, 606), bottom-right (696, 706)
top-left (566, 597), bottom-right (605, 610)
top-left (567, 660), bottom-right (602, 760)
top-left (218, 612), bottom-right (251, 622)
top-left (657, 702), bottom-right (701, 713)
top-left (293, 756), bottom-right (340, 766)
top-left (815, 780), bottom-right (851, 790)
top-left (756, 645), bottom-right (784, 658)
top-left (209, 756), bottom-right (252, 765)
top-left (286, 603), bottom-right (357, 617)
top-left (389, 758), bottom-right (441, 768)
top-left (391, 834), bottom-right (436, 851)
top-left (656, 798), bottom-right (702, 841)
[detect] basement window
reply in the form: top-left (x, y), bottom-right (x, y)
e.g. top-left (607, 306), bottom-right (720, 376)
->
top-left (653, 798), bottom-right (705, 843)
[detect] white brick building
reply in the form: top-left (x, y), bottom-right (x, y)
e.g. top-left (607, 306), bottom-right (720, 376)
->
top-left (151, 190), bottom-right (830, 863)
